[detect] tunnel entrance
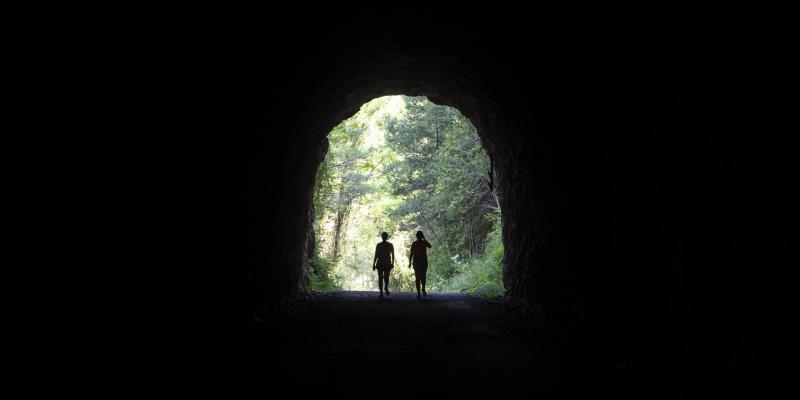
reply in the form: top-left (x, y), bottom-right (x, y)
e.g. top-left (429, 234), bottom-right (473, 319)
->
top-left (76, 11), bottom-right (788, 396)
top-left (308, 95), bottom-right (503, 296)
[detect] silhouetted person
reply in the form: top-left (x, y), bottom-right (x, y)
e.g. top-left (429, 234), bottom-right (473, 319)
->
top-left (409, 230), bottom-right (432, 299)
top-left (373, 231), bottom-right (395, 297)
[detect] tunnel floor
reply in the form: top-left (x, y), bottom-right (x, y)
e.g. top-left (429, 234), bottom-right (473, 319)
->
top-left (207, 291), bottom-right (638, 396)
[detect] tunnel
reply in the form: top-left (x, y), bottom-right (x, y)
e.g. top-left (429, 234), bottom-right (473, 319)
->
top-left (74, 7), bottom-right (788, 398)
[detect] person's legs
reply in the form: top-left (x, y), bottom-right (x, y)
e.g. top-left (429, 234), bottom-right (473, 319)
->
top-left (382, 270), bottom-right (390, 295)
top-left (421, 267), bottom-right (427, 296)
top-left (377, 269), bottom-right (384, 296)
top-left (414, 268), bottom-right (421, 298)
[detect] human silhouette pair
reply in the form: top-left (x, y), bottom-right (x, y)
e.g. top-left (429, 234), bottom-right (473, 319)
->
top-left (372, 231), bottom-right (431, 299)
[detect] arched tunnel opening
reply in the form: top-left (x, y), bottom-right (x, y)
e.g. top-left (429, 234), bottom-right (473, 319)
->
top-left (75, 9), bottom-right (788, 398)
top-left (309, 95), bottom-right (503, 296)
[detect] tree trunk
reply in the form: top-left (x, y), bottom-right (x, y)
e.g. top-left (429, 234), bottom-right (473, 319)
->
top-left (332, 196), bottom-right (353, 260)
top-left (472, 215), bottom-right (477, 258)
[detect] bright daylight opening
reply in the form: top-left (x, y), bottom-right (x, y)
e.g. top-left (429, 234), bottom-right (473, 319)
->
top-left (309, 96), bottom-right (503, 295)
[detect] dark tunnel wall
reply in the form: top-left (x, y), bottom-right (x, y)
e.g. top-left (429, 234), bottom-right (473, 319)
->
top-left (75, 8), bottom-right (788, 396)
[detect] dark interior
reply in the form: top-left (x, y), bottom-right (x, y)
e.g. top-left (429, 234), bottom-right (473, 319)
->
top-left (74, 7), bottom-right (788, 398)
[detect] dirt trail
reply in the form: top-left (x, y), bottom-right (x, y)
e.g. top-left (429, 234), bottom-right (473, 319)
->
top-left (216, 291), bottom-right (632, 396)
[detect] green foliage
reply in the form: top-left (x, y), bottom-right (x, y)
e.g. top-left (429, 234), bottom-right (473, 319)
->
top-left (308, 257), bottom-right (340, 292)
top-left (309, 95), bottom-right (504, 295)
top-left (446, 214), bottom-right (505, 297)
top-left (380, 97), bottom-right (499, 292)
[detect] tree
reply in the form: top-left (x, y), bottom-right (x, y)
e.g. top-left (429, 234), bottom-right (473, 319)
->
top-left (381, 96), bottom-right (497, 286)
top-left (311, 95), bottom-right (502, 294)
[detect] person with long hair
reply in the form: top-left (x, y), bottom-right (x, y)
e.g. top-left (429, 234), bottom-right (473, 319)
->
top-left (408, 230), bottom-right (432, 299)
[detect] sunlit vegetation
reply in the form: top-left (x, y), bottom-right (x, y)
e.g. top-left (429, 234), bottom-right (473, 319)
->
top-left (308, 96), bottom-right (502, 296)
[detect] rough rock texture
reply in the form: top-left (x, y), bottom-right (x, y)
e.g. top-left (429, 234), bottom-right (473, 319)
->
top-left (75, 8), bottom-right (788, 397)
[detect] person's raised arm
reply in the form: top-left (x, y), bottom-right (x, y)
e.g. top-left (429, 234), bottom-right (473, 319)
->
top-left (425, 239), bottom-right (431, 248)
